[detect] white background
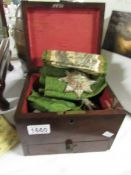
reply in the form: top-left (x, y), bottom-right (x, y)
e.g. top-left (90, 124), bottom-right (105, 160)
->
top-left (0, 0), bottom-right (131, 175)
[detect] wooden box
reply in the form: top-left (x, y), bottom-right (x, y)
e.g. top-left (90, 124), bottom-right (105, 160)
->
top-left (0, 1), bottom-right (13, 111)
top-left (15, 1), bottom-right (126, 156)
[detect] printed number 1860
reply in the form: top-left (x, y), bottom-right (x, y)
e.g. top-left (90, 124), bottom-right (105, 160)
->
top-left (27, 124), bottom-right (51, 135)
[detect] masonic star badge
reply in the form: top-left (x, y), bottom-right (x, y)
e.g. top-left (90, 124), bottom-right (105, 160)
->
top-left (59, 71), bottom-right (96, 97)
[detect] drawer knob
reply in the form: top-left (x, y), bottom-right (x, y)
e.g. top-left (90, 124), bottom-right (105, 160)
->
top-left (65, 139), bottom-right (74, 152)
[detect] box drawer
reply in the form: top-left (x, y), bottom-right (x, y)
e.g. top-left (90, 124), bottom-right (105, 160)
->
top-left (23, 140), bottom-right (110, 155)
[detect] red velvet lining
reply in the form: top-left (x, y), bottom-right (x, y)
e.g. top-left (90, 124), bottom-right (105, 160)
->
top-left (100, 88), bottom-right (113, 109)
top-left (26, 7), bottom-right (101, 67)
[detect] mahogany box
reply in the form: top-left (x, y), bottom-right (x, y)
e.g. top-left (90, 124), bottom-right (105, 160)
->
top-left (15, 1), bottom-right (126, 156)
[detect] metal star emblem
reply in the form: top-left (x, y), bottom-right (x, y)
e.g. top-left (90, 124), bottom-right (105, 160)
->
top-left (59, 71), bottom-right (96, 97)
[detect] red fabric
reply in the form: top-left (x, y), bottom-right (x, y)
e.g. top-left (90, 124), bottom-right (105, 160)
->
top-left (100, 88), bottom-right (113, 109)
top-left (26, 7), bottom-right (101, 67)
top-left (22, 74), bottom-right (40, 113)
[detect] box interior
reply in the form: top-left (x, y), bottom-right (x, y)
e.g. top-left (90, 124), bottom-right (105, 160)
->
top-left (22, 74), bottom-right (121, 113)
top-left (26, 6), bottom-right (102, 67)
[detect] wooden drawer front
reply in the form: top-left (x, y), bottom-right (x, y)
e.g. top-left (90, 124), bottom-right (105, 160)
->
top-left (17, 115), bottom-right (124, 145)
top-left (23, 140), bottom-right (109, 155)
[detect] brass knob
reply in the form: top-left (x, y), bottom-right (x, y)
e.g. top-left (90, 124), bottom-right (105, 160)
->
top-left (65, 139), bottom-right (74, 152)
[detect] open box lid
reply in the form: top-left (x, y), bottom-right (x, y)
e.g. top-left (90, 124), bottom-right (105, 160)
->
top-left (22, 1), bottom-right (105, 71)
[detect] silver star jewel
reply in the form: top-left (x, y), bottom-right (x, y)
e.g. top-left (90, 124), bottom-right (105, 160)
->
top-left (59, 71), bottom-right (96, 97)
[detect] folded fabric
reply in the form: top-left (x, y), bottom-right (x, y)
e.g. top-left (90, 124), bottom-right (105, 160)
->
top-left (42, 50), bottom-right (107, 75)
top-left (28, 91), bottom-right (80, 112)
top-left (39, 64), bottom-right (67, 85)
top-left (44, 75), bottom-right (107, 100)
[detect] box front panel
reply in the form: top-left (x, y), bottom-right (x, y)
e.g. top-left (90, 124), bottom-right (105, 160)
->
top-left (17, 114), bottom-right (124, 145)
